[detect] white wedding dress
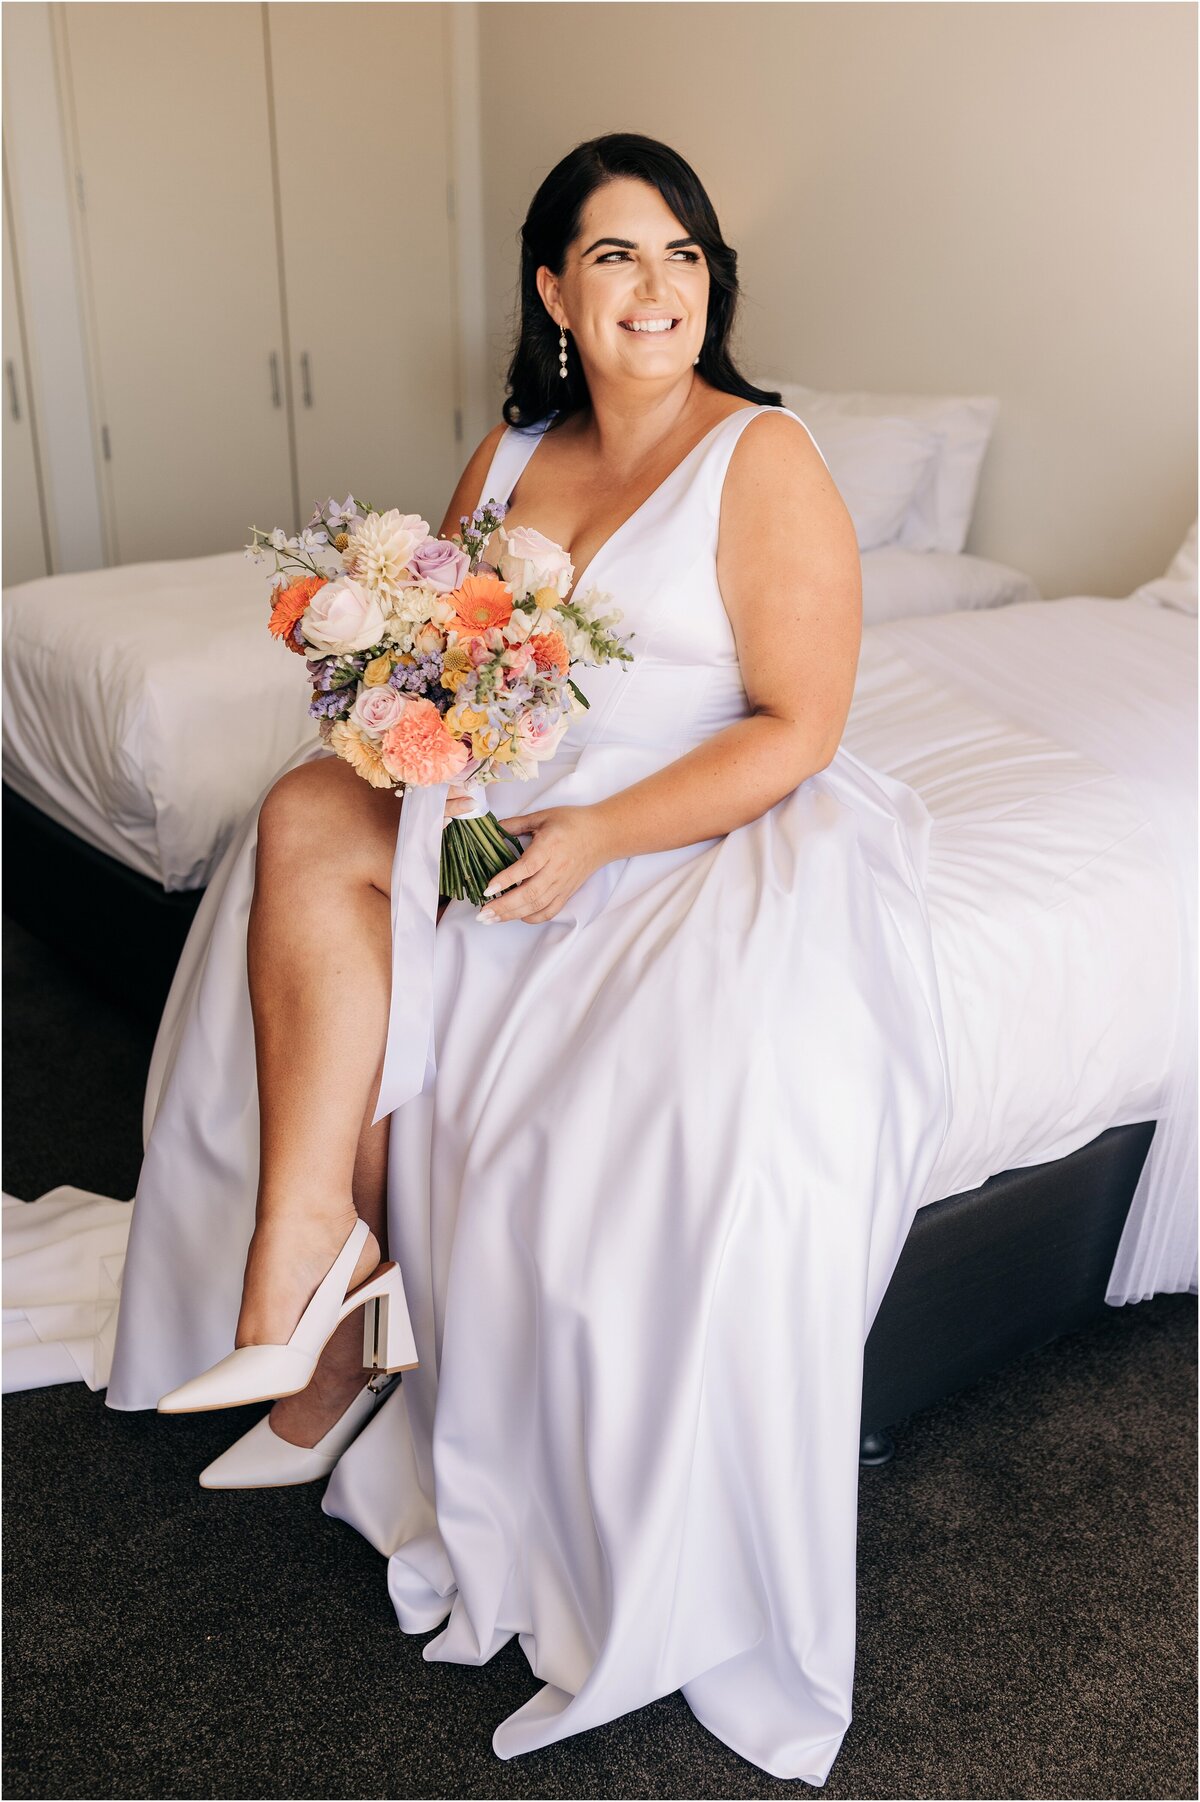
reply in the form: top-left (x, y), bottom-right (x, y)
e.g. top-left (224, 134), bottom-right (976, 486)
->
top-left (107, 405), bottom-right (953, 1785)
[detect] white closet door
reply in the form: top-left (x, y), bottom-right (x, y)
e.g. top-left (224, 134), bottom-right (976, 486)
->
top-left (2, 169), bottom-right (49, 585)
top-left (268, 3), bottom-right (460, 531)
top-left (61, 3), bottom-right (295, 563)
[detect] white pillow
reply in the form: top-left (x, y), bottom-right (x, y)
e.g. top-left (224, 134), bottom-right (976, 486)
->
top-left (1131, 519), bottom-right (1198, 616)
top-left (760, 378), bottom-right (999, 554)
top-left (860, 547), bottom-right (1040, 625)
top-left (797, 414), bottom-right (940, 553)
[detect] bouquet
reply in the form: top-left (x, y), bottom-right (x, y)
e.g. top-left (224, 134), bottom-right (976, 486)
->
top-left (246, 495), bottom-right (632, 906)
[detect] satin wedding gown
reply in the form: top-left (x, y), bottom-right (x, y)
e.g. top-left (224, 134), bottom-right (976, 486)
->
top-left (107, 404), bottom-right (952, 1785)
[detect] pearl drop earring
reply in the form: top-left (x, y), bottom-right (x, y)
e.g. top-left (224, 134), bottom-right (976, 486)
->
top-left (559, 326), bottom-right (568, 380)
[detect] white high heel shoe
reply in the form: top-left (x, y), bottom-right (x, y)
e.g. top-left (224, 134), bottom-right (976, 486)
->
top-left (198, 1376), bottom-right (397, 1490)
top-left (156, 1218), bottom-right (418, 1414)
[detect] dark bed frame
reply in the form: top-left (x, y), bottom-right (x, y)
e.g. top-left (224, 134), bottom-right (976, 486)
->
top-left (2, 780), bottom-right (1156, 1460)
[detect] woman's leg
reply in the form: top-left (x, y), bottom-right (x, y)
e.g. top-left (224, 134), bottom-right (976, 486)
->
top-left (237, 755), bottom-right (400, 1353)
top-left (235, 754), bottom-right (459, 1448)
top-left (267, 1056), bottom-right (392, 1446)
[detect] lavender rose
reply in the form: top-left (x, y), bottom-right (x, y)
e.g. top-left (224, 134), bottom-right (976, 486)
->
top-left (407, 536), bottom-right (470, 592)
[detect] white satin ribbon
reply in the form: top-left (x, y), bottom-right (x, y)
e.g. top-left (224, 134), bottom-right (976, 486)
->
top-left (371, 779), bottom-right (497, 1125)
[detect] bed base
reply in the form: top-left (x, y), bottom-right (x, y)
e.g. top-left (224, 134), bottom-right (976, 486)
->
top-left (3, 783), bottom-right (203, 1022)
top-left (2, 785), bottom-right (1157, 1450)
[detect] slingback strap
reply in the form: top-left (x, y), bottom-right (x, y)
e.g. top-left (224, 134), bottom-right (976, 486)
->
top-left (289, 1217), bottom-right (371, 1355)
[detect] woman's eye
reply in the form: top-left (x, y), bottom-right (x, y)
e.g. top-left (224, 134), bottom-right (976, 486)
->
top-left (596, 249), bottom-right (701, 264)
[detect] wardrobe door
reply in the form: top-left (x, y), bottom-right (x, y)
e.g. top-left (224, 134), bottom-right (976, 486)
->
top-left (2, 166), bottom-right (50, 585)
top-left (267, 3), bottom-right (460, 530)
top-left (61, 3), bottom-right (295, 563)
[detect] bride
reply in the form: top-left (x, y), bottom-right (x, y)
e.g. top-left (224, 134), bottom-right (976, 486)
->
top-left (107, 132), bottom-right (952, 1783)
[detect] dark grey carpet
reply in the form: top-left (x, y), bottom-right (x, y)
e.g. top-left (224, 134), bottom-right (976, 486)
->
top-left (3, 916), bottom-right (1197, 1799)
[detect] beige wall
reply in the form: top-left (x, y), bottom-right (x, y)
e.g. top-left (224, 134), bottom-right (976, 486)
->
top-left (478, 2), bottom-right (1196, 600)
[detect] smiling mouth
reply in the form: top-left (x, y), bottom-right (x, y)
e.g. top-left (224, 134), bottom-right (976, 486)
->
top-left (619, 319), bottom-right (681, 334)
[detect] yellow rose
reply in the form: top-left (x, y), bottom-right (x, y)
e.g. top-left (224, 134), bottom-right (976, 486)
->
top-left (445, 702), bottom-right (488, 737)
top-left (363, 653), bottom-right (393, 687)
top-left (490, 737), bottom-right (516, 764)
top-left (470, 727), bottom-right (501, 758)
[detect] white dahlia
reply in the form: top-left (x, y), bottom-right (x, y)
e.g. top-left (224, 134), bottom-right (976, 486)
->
top-left (345, 510), bottom-right (429, 603)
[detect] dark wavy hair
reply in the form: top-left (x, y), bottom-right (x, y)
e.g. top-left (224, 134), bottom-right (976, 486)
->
top-left (502, 133), bottom-right (781, 431)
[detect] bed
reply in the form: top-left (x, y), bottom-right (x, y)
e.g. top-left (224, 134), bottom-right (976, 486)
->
top-left (3, 416), bottom-right (1194, 1453)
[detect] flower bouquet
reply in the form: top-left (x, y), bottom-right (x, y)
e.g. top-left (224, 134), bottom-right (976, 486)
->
top-left (246, 496), bottom-right (632, 906)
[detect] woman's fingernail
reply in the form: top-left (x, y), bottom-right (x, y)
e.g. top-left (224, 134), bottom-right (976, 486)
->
top-left (477, 907), bottom-right (497, 924)
top-left (482, 887), bottom-right (498, 900)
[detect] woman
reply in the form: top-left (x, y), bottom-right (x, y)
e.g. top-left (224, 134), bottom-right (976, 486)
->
top-left (108, 134), bottom-right (950, 1783)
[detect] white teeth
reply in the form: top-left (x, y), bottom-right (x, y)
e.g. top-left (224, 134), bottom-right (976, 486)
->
top-left (621, 319), bottom-right (675, 333)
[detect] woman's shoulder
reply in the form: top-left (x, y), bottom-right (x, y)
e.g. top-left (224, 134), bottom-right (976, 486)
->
top-left (722, 402), bottom-right (831, 490)
top-left (718, 404), bottom-right (854, 594)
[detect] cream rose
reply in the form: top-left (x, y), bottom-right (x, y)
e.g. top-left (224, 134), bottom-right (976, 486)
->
top-left (498, 525), bottom-right (574, 600)
top-left (302, 577), bottom-right (387, 654)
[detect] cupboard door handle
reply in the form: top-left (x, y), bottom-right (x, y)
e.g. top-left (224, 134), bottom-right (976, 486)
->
top-left (5, 359), bottom-right (20, 422)
top-left (269, 352), bottom-right (281, 408)
top-left (300, 352), bottom-right (312, 408)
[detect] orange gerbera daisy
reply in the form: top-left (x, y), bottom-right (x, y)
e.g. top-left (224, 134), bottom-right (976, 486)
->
top-left (268, 574), bottom-right (326, 653)
top-left (528, 628), bottom-right (569, 676)
top-left (446, 574), bottom-right (514, 639)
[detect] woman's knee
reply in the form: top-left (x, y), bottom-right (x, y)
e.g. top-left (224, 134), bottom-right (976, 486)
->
top-left (257, 755), bottom-right (398, 884)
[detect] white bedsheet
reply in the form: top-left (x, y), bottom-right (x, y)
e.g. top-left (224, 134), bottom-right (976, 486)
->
top-left (844, 604), bottom-right (1187, 1221)
top-left (2, 552), bottom-right (313, 891)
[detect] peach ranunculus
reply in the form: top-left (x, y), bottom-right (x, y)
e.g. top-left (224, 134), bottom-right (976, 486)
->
top-left (269, 575), bottom-right (326, 653)
top-left (446, 574), bottom-right (514, 640)
top-left (380, 697), bottom-right (470, 786)
top-left (528, 629), bottom-right (569, 676)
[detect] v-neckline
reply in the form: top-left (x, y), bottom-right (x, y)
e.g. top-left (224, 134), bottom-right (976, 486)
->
top-left (501, 404), bottom-right (762, 605)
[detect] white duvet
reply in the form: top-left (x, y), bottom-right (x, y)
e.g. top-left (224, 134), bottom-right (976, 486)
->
top-left (2, 552), bottom-right (313, 891)
top-left (846, 604), bottom-right (1188, 1221)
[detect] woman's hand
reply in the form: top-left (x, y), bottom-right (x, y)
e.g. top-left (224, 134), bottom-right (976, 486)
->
top-left (442, 781), bottom-right (477, 826)
top-left (477, 806), bottom-right (612, 924)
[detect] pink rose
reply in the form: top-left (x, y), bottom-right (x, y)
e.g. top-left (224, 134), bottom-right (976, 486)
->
top-left (353, 685), bottom-right (407, 736)
top-left (498, 525), bottom-right (574, 600)
top-left (303, 576), bottom-right (387, 654)
top-left (407, 537), bottom-right (470, 592)
top-left (516, 709), bottom-right (571, 762)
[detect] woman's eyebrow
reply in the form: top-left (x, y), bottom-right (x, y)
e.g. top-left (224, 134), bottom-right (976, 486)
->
top-left (580, 236), bottom-right (699, 256)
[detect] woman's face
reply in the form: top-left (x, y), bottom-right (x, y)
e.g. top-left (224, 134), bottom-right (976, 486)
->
top-left (537, 177), bottom-right (710, 393)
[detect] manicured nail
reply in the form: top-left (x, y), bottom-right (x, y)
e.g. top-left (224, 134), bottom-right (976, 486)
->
top-left (482, 886), bottom-right (498, 900)
top-left (477, 907), bottom-right (497, 924)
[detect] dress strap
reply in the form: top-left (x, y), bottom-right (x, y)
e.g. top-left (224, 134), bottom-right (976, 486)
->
top-left (477, 414), bottom-right (557, 511)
